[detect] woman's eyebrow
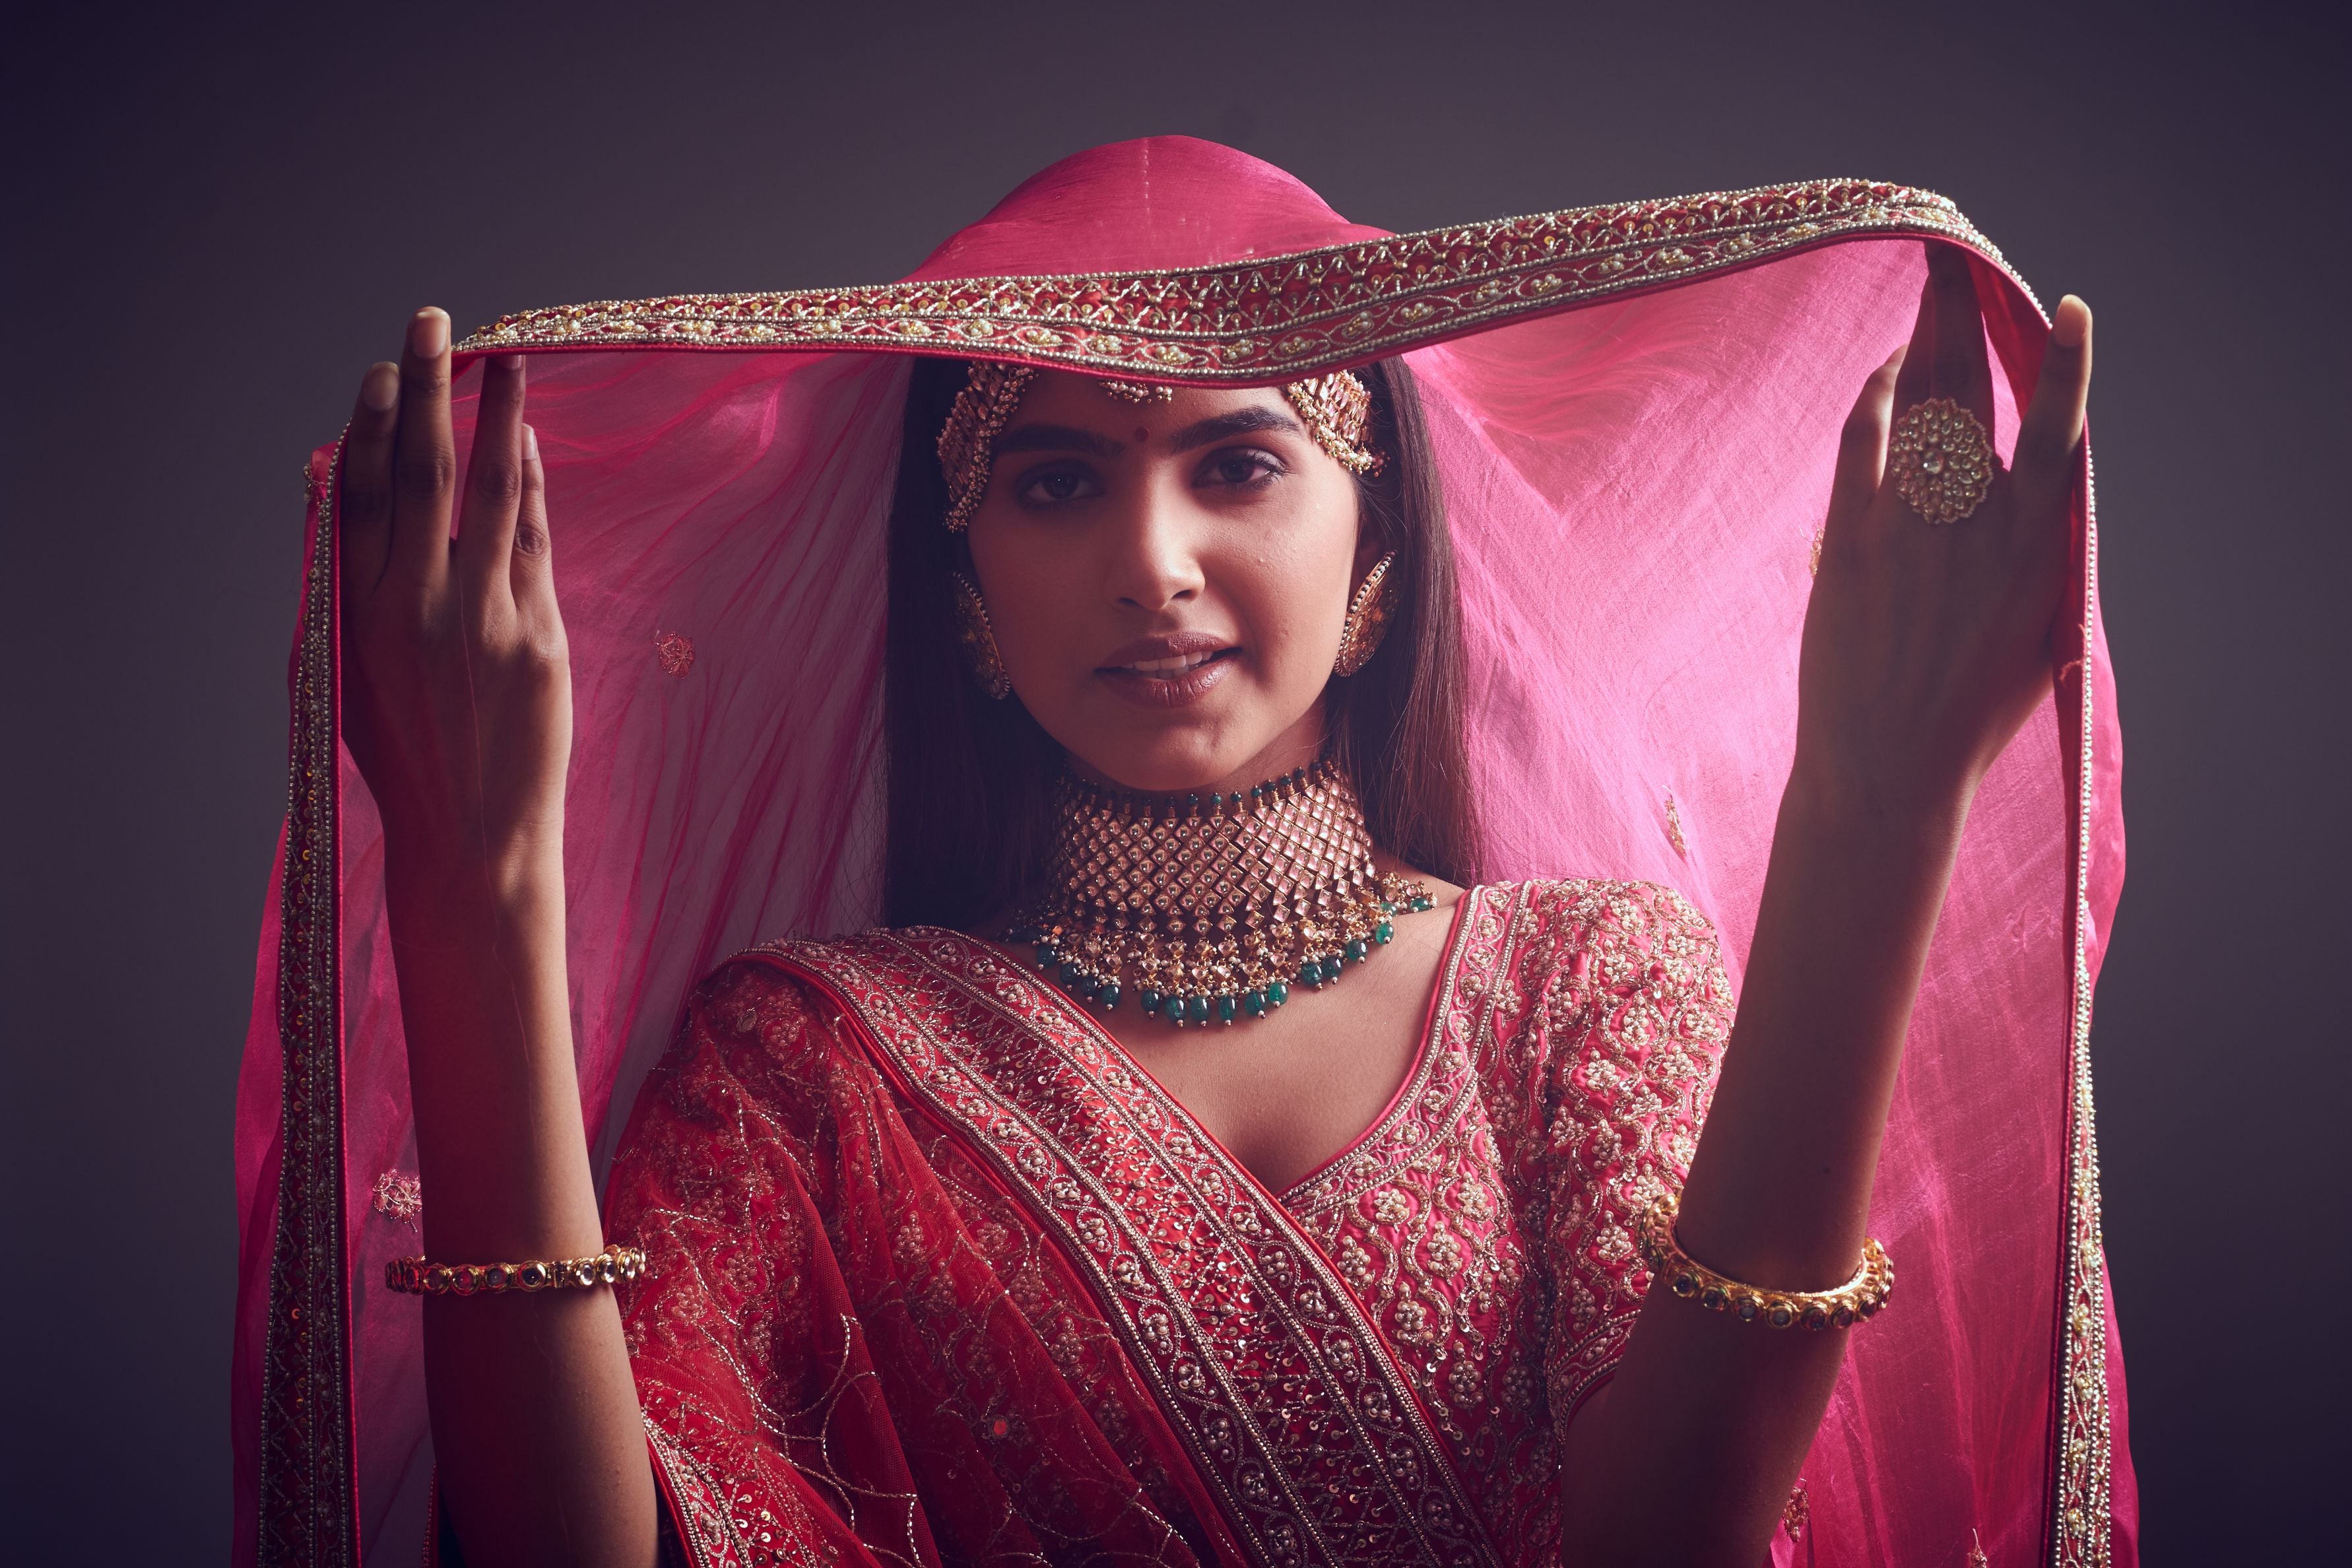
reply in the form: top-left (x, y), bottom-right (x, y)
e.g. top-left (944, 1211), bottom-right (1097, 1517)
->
top-left (993, 423), bottom-right (1124, 458)
top-left (1167, 407), bottom-right (1303, 453)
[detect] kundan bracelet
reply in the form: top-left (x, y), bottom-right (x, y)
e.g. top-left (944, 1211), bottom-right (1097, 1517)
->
top-left (1637, 1196), bottom-right (1893, 1330)
top-left (385, 1242), bottom-right (646, 1297)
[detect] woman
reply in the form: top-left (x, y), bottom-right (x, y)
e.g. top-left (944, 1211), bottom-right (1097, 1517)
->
top-left (232, 139), bottom-right (2131, 1567)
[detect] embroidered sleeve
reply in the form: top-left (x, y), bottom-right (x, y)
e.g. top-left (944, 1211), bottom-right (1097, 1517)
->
top-left (604, 960), bottom-right (921, 1568)
top-left (1522, 880), bottom-right (1734, 1426)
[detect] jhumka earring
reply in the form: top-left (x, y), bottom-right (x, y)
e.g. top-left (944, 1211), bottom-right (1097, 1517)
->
top-left (950, 570), bottom-right (1013, 700)
top-left (1332, 552), bottom-right (1399, 677)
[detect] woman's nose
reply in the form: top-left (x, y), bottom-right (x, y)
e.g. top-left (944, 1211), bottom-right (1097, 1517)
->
top-left (1101, 481), bottom-right (1205, 612)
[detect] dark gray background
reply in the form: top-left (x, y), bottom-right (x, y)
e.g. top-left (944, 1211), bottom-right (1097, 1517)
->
top-left (6, 1), bottom-right (2344, 1558)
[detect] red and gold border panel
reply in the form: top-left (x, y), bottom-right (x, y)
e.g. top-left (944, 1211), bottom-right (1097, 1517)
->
top-left (259, 443), bottom-right (356, 1567)
top-left (763, 930), bottom-right (1499, 1568)
top-left (457, 179), bottom-right (2004, 379)
top-left (2052, 455), bottom-right (2114, 1568)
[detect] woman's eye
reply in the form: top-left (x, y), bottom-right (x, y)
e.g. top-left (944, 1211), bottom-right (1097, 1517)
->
top-left (1014, 467), bottom-right (1101, 506)
top-left (1200, 449), bottom-right (1285, 489)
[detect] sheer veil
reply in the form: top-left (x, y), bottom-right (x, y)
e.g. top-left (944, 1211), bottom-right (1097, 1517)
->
top-left (232, 137), bottom-right (2132, 1566)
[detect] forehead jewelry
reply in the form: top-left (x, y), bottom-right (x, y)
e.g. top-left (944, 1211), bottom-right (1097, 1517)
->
top-left (1888, 396), bottom-right (1998, 523)
top-left (937, 362), bottom-right (1387, 532)
top-left (1008, 758), bottom-right (1435, 1027)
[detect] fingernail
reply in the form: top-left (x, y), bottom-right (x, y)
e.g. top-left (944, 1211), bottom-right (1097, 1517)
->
top-left (362, 362), bottom-right (398, 412)
top-left (523, 424), bottom-right (539, 460)
top-left (409, 308), bottom-right (449, 358)
top-left (2052, 296), bottom-right (2088, 348)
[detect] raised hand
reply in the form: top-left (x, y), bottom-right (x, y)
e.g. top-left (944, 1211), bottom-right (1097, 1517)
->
top-left (1564, 253), bottom-right (2097, 1564)
top-left (1798, 247), bottom-right (2093, 816)
top-left (338, 311), bottom-right (655, 1568)
top-left (340, 309), bottom-right (572, 906)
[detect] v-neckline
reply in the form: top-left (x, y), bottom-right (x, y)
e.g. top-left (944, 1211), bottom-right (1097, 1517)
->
top-left (950, 890), bottom-right (1477, 1212)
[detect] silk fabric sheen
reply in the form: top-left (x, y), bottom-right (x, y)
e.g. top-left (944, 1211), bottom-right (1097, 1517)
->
top-left (231, 137), bottom-right (2132, 1566)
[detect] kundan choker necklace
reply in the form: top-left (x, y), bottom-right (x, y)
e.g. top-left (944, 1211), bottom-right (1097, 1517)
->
top-left (1009, 758), bottom-right (1435, 1027)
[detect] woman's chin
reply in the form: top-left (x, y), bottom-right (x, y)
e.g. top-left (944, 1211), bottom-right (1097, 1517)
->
top-left (1058, 713), bottom-right (1264, 797)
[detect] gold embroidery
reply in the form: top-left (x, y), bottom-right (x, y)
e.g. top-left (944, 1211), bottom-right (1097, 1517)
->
top-left (457, 181), bottom-right (2011, 380)
top-left (259, 436), bottom-right (354, 1568)
top-left (769, 931), bottom-right (1499, 1567)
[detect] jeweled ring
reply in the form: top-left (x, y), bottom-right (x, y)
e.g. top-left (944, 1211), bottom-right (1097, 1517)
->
top-left (1889, 397), bottom-right (1997, 525)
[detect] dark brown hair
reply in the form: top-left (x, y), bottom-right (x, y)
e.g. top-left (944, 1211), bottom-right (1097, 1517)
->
top-left (882, 356), bottom-right (1481, 928)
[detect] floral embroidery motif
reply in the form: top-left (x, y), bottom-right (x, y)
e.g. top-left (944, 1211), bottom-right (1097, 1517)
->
top-left (1782, 1479), bottom-right (1811, 1542)
top-left (1663, 794), bottom-right (1689, 859)
top-left (655, 630), bottom-right (696, 676)
top-left (368, 1169), bottom-right (421, 1230)
top-left (1277, 881), bottom-right (1732, 1563)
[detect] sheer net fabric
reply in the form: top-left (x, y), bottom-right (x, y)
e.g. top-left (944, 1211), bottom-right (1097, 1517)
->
top-left (232, 137), bottom-right (2130, 1566)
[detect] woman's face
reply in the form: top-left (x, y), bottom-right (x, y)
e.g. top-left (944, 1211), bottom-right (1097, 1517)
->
top-left (964, 372), bottom-right (1373, 795)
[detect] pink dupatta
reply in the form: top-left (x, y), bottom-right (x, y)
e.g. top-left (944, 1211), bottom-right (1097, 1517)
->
top-left (232, 136), bottom-right (2132, 1565)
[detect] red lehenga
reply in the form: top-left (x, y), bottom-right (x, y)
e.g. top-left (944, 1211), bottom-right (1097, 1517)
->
top-left (610, 882), bottom-right (1723, 1567)
top-left (233, 137), bottom-right (2134, 1567)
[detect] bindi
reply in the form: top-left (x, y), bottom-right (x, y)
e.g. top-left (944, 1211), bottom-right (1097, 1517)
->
top-left (1134, 427), bottom-right (1150, 443)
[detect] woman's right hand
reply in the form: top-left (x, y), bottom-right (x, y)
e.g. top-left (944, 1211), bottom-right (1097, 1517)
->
top-left (340, 311), bottom-right (657, 1568)
top-left (341, 308), bottom-right (570, 913)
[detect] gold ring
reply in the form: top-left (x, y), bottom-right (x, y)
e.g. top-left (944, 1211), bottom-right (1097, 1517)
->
top-left (1889, 397), bottom-right (1997, 524)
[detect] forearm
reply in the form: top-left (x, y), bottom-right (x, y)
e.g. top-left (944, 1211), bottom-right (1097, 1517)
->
top-left (1559, 766), bottom-right (1970, 1563)
top-left (390, 859), bottom-right (658, 1568)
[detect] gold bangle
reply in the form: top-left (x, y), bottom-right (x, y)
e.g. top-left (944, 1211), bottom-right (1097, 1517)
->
top-left (385, 1242), bottom-right (647, 1297)
top-left (1637, 1197), bottom-right (1892, 1330)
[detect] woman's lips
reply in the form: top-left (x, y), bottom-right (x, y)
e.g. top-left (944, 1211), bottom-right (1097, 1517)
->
top-left (1095, 637), bottom-right (1239, 709)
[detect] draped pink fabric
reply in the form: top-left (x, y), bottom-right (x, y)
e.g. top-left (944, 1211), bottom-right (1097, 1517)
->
top-left (232, 137), bottom-right (2130, 1566)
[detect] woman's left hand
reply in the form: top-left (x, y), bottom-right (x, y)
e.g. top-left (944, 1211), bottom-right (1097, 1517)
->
top-left (1794, 247), bottom-right (2093, 820)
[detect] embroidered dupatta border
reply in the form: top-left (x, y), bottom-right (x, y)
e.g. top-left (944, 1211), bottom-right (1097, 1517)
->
top-left (456, 179), bottom-right (2004, 376)
top-left (258, 441), bottom-right (356, 1566)
top-left (756, 930), bottom-right (1500, 1568)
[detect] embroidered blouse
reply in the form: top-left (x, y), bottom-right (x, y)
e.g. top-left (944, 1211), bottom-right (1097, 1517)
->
top-left (606, 878), bottom-right (1732, 1567)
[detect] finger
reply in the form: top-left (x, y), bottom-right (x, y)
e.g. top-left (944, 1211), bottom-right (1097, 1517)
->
top-left (1924, 244), bottom-right (1994, 424)
top-left (389, 307), bottom-right (456, 588)
top-left (2014, 296), bottom-right (2093, 502)
top-left (1891, 269), bottom-right (1938, 412)
top-left (340, 362), bottom-right (400, 596)
top-left (510, 424), bottom-right (558, 615)
top-left (1828, 345), bottom-right (1905, 531)
top-left (456, 354), bottom-right (528, 617)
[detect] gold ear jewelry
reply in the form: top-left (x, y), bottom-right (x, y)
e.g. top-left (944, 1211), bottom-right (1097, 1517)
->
top-left (950, 570), bottom-right (1013, 700)
top-left (1332, 551), bottom-right (1398, 677)
top-left (1889, 396), bottom-right (1998, 523)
